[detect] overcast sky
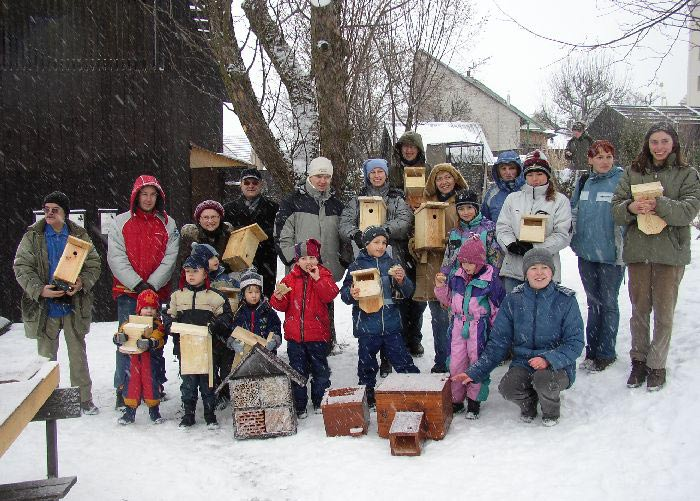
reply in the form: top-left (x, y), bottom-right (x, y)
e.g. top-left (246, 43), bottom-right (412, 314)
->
top-left (225, 0), bottom-right (689, 135)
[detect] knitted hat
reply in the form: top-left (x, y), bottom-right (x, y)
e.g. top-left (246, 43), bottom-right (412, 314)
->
top-left (362, 225), bottom-right (389, 247)
top-left (363, 158), bottom-right (389, 182)
top-left (307, 157), bottom-right (333, 177)
top-left (43, 191), bottom-right (70, 216)
top-left (193, 200), bottom-right (224, 221)
top-left (523, 150), bottom-right (552, 179)
top-left (456, 235), bottom-right (486, 271)
top-left (240, 168), bottom-right (263, 181)
top-left (294, 238), bottom-right (322, 261)
top-left (183, 252), bottom-right (209, 270)
top-left (239, 267), bottom-right (263, 291)
top-left (136, 289), bottom-right (160, 313)
top-left (191, 242), bottom-right (218, 261)
top-left (455, 190), bottom-right (480, 210)
top-left (522, 247), bottom-right (555, 276)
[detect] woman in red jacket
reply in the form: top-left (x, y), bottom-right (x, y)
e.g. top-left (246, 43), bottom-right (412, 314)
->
top-left (270, 238), bottom-right (339, 418)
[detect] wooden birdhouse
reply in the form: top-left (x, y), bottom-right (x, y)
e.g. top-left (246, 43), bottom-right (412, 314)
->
top-left (320, 386), bottom-right (370, 437)
top-left (350, 268), bottom-right (383, 314)
top-left (170, 323), bottom-right (213, 387)
top-left (631, 182), bottom-right (666, 235)
top-left (213, 285), bottom-right (241, 313)
top-left (389, 411), bottom-right (427, 456)
top-left (222, 223), bottom-right (268, 271)
top-left (414, 202), bottom-right (449, 251)
top-left (376, 373), bottom-right (452, 441)
top-left (518, 214), bottom-right (549, 243)
top-left (404, 167), bottom-right (426, 209)
top-left (358, 196), bottom-right (387, 232)
top-left (52, 235), bottom-right (93, 288)
top-left (118, 322), bottom-right (152, 355)
top-left (229, 345), bottom-right (306, 440)
top-left (229, 326), bottom-right (275, 371)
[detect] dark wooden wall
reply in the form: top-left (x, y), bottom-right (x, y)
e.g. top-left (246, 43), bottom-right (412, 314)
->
top-left (0, 0), bottom-right (224, 321)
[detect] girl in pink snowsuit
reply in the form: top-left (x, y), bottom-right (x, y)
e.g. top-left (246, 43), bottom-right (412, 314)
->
top-left (434, 235), bottom-right (505, 419)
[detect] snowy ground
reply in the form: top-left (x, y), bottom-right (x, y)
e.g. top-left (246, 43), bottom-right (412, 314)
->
top-left (2, 235), bottom-right (700, 500)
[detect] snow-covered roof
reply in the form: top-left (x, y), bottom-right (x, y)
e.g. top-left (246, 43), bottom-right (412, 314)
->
top-left (394, 121), bottom-right (495, 164)
top-left (223, 134), bottom-right (252, 163)
top-left (609, 104), bottom-right (700, 124)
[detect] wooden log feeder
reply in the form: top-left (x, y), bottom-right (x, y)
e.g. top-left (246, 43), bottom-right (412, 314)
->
top-left (52, 235), bottom-right (93, 289)
top-left (389, 411), bottom-right (427, 456)
top-left (358, 196), bottom-right (387, 232)
top-left (404, 167), bottom-right (426, 209)
top-left (170, 323), bottom-right (213, 387)
top-left (118, 323), bottom-right (152, 355)
top-left (631, 182), bottom-right (667, 235)
top-left (320, 386), bottom-right (370, 437)
top-left (375, 373), bottom-right (452, 440)
top-left (350, 268), bottom-right (383, 314)
top-left (222, 223), bottom-right (268, 271)
top-left (414, 202), bottom-right (449, 251)
top-left (518, 214), bottom-right (549, 243)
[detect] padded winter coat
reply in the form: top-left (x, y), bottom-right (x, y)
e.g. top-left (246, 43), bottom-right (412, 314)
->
top-left (442, 213), bottom-right (503, 273)
top-left (14, 218), bottom-right (101, 340)
top-left (269, 264), bottom-right (339, 343)
top-left (496, 183), bottom-right (572, 282)
top-left (107, 175), bottom-right (179, 301)
top-left (466, 281), bottom-right (584, 388)
top-left (274, 180), bottom-right (345, 281)
top-left (164, 284), bottom-right (233, 348)
top-left (232, 299), bottom-right (282, 342)
top-left (340, 249), bottom-right (415, 337)
top-left (611, 157), bottom-right (700, 267)
top-left (481, 151), bottom-right (525, 225)
top-left (566, 133), bottom-right (594, 169)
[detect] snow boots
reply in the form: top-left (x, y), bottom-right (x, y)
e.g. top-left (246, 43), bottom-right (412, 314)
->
top-left (115, 389), bottom-right (126, 411)
top-left (626, 360), bottom-right (648, 388)
top-left (379, 357), bottom-right (392, 378)
top-left (465, 398), bottom-right (480, 420)
top-left (179, 400), bottom-right (196, 427)
top-left (149, 405), bottom-right (165, 424)
top-left (204, 402), bottom-right (219, 429)
top-left (646, 368), bottom-right (666, 392)
top-left (118, 406), bottom-right (136, 425)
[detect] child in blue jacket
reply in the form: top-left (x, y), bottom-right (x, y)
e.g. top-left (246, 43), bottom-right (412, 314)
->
top-left (341, 226), bottom-right (419, 407)
top-left (229, 268), bottom-right (282, 353)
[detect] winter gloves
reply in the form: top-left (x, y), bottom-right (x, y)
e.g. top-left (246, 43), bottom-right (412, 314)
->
top-left (113, 332), bottom-right (127, 345)
top-left (266, 334), bottom-right (282, 351)
top-left (136, 338), bottom-right (158, 350)
top-left (351, 230), bottom-right (364, 249)
top-left (133, 281), bottom-right (156, 294)
top-left (507, 240), bottom-right (534, 256)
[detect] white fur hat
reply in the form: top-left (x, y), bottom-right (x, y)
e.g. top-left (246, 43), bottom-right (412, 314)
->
top-left (308, 156), bottom-right (333, 177)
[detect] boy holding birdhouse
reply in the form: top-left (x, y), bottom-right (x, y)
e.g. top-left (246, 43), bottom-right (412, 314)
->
top-left (340, 226), bottom-right (419, 408)
top-left (164, 253), bottom-right (233, 428)
top-left (112, 289), bottom-right (167, 425)
top-left (269, 238), bottom-right (339, 418)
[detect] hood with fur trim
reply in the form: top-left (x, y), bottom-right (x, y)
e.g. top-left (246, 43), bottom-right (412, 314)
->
top-left (424, 163), bottom-right (468, 198)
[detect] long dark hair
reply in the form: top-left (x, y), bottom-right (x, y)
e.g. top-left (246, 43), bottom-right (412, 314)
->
top-left (631, 122), bottom-right (687, 174)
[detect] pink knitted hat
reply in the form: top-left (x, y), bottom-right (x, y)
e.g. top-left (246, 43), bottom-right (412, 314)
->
top-left (457, 235), bottom-right (486, 271)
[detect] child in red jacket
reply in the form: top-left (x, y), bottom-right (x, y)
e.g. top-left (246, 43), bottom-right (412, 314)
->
top-left (270, 238), bottom-right (339, 418)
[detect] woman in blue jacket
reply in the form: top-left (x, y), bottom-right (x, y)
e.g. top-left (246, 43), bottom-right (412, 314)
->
top-left (570, 140), bottom-right (625, 373)
top-left (453, 248), bottom-right (584, 426)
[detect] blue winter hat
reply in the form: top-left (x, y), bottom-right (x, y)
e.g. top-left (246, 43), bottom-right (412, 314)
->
top-left (191, 242), bottom-right (218, 261)
top-left (183, 252), bottom-right (208, 270)
top-left (363, 158), bottom-right (389, 182)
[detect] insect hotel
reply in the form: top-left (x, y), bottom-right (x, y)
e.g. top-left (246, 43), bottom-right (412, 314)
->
top-left (51, 235), bottom-right (93, 290)
top-left (375, 373), bottom-right (453, 456)
top-left (414, 201), bottom-right (449, 251)
top-left (118, 315), bottom-right (154, 355)
top-left (358, 196), bottom-right (387, 232)
top-left (518, 214), bottom-right (549, 243)
top-left (222, 223), bottom-right (268, 271)
top-left (320, 386), bottom-right (370, 437)
top-left (350, 268), bottom-right (383, 313)
top-left (631, 181), bottom-right (666, 235)
top-left (228, 345), bottom-right (306, 439)
top-left (170, 323), bottom-right (213, 387)
top-left (404, 166), bottom-right (426, 208)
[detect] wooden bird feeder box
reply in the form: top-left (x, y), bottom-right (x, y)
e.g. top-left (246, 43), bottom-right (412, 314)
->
top-left (358, 196), bottom-right (387, 232)
top-left (222, 223), bottom-right (268, 271)
top-left (404, 167), bottom-right (426, 195)
top-left (170, 322), bottom-right (213, 387)
top-left (350, 268), bottom-right (383, 314)
top-left (321, 386), bottom-right (370, 437)
top-left (518, 214), bottom-right (549, 243)
top-left (376, 373), bottom-right (452, 440)
top-left (389, 411), bottom-right (427, 456)
top-left (414, 202), bottom-right (449, 251)
top-left (118, 323), bottom-right (152, 355)
top-left (230, 327), bottom-right (275, 371)
top-left (52, 235), bottom-right (93, 287)
top-left (631, 182), bottom-right (666, 235)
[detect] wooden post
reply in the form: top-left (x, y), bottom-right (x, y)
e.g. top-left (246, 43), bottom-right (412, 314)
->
top-left (46, 420), bottom-right (58, 478)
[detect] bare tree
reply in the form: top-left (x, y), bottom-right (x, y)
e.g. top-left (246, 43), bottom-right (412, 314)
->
top-left (547, 54), bottom-right (631, 125)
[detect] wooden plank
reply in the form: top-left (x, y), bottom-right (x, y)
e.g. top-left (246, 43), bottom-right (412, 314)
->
top-left (170, 323), bottom-right (209, 337)
top-left (0, 476), bottom-right (77, 501)
top-left (32, 387), bottom-right (81, 422)
top-left (0, 362), bottom-right (60, 458)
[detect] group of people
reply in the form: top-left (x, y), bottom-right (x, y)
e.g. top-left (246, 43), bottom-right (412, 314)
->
top-left (13, 121), bottom-right (700, 428)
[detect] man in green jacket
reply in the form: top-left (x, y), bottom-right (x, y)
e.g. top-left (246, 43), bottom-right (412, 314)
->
top-left (565, 122), bottom-right (594, 170)
top-left (13, 191), bottom-right (102, 414)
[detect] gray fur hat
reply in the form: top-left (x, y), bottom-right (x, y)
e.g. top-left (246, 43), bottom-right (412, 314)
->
top-left (522, 247), bottom-right (555, 276)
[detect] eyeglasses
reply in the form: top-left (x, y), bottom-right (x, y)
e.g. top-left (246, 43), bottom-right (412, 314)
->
top-left (42, 207), bottom-right (61, 215)
top-left (242, 179), bottom-right (260, 186)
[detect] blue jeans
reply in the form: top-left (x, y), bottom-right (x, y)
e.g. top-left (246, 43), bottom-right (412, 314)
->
top-left (358, 332), bottom-right (419, 392)
top-left (578, 258), bottom-right (625, 360)
top-left (428, 300), bottom-right (450, 369)
top-left (115, 294), bottom-right (137, 389)
top-left (287, 340), bottom-right (331, 412)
